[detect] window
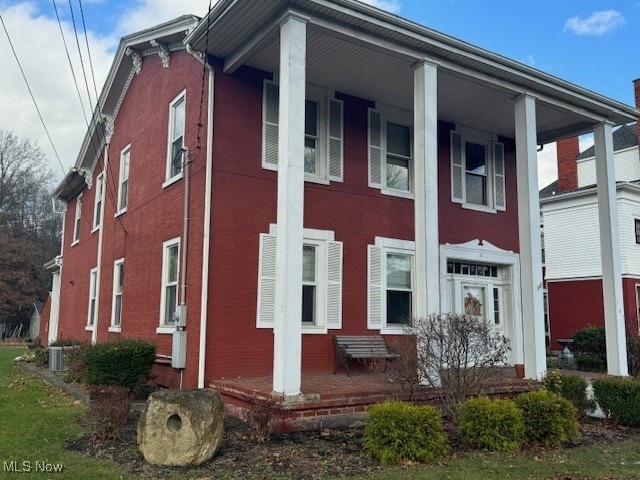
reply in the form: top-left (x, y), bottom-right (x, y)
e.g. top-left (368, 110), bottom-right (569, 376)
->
top-left (450, 129), bottom-right (505, 212)
top-left (262, 80), bottom-right (344, 183)
top-left (110, 259), bottom-right (124, 331)
top-left (159, 238), bottom-right (180, 328)
top-left (117, 146), bottom-right (130, 213)
top-left (257, 226), bottom-right (343, 332)
top-left (368, 108), bottom-right (413, 196)
top-left (368, 237), bottom-right (415, 332)
top-left (87, 267), bottom-right (98, 328)
top-left (166, 91), bottom-right (186, 183)
top-left (92, 173), bottom-right (104, 231)
top-left (72, 193), bottom-right (82, 244)
top-left (635, 219), bottom-right (640, 244)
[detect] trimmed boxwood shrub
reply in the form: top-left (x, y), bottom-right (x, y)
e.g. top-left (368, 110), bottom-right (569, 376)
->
top-left (515, 390), bottom-right (580, 446)
top-left (592, 377), bottom-right (640, 427)
top-left (365, 401), bottom-right (449, 464)
top-left (574, 353), bottom-right (606, 373)
top-left (543, 370), bottom-right (596, 415)
top-left (458, 397), bottom-right (524, 452)
top-left (83, 339), bottom-right (156, 391)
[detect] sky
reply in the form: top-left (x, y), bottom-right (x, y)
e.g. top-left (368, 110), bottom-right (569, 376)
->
top-left (0, 0), bottom-right (638, 190)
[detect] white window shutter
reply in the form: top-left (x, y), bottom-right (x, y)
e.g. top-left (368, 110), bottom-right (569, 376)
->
top-left (262, 80), bottom-right (279, 171)
top-left (328, 98), bottom-right (344, 182)
top-left (325, 240), bottom-right (343, 329)
top-left (367, 245), bottom-right (384, 329)
top-left (368, 108), bottom-right (383, 188)
top-left (450, 130), bottom-right (464, 203)
top-left (256, 233), bottom-right (277, 328)
top-left (493, 141), bottom-right (506, 211)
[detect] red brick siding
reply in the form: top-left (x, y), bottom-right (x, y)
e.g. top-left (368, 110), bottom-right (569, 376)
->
top-left (556, 137), bottom-right (579, 193)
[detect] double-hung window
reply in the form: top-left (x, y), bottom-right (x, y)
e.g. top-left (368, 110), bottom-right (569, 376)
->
top-left (635, 219), bottom-right (640, 244)
top-left (257, 225), bottom-right (343, 333)
top-left (110, 259), bottom-right (124, 332)
top-left (159, 238), bottom-right (180, 331)
top-left (87, 267), bottom-right (98, 328)
top-left (450, 127), bottom-right (505, 212)
top-left (72, 193), bottom-right (82, 244)
top-left (368, 107), bottom-right (413, 197)
top-left (165, 91), bottom-right (186, 185)
top-left (92, 173), bottom-right (104, 231)
top-left (117, 145), bottom-right (130, 214)
top-left (368, 237), bottom-right (415, 332)
top-left (262, 80), bottom-right (344, 183)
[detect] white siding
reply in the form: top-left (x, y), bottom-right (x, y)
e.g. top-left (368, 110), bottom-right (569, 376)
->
top-left (577, 147), bottom-right (640, 188)
top-left (618, 195), bottom-right (640, 276)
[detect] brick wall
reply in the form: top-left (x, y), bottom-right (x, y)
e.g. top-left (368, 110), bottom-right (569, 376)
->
top-left (556, 136), bottom-right (579, 193)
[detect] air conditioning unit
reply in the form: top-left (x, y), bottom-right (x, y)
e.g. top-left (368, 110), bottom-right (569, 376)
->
top-left (49, 346), bottom-right (66, 372)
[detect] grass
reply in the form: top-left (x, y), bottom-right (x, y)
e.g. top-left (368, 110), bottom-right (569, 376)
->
top-left (0, 346), bottom-right (140, 480)
top-left (2, 345), bottom-right (640, 479)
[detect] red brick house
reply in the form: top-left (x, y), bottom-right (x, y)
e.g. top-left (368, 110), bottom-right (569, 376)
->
top-left (541, 79), bottom-right (640, 353)
top-left (44, 1), bottom-right (639, 397)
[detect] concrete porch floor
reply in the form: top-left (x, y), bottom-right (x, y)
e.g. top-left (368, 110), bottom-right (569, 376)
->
top-left (211, 367), bottom-right (538, 432)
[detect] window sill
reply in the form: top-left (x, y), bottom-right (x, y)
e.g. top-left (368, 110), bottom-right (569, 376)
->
top-left (461, 203), bottom-right (497, 214)
top-left (380, 325), bottom-right (412, 335)
top-left (71, 239), bottom-right (79, 247)
top-left (85, 325), bottom-right (94, 332)
top-left (108, 326), bottom-right (121, 333)
top-left (91, 226), bottom-right (100, 234)
top-left (304, 175), bottom-right (330, 186)
top-left (115, 208), bottom-right (127, 218)
top-left (156, 325), bottom-right (175, 335)
top-left (162, 173), bottom-right (183, 189)
top-left (302, 325), bottom-right (328, 334)
top-left (381, 188), bottom-right (414, 200)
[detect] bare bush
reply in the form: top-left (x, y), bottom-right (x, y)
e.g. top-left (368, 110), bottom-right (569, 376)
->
top-left (370, 335), bottom-right (421, 402)
top-left (82, 385), bottom-right (132, 443)
top-left (245, 394), bottom-right (276, 443)
top-left (412, 313), bottom-right (511, 419)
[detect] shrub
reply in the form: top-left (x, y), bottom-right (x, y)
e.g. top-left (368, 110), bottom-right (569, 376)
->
top-left (365, 401), bottom-right (449, 464)
top-left (83, 339), bottom-right (156, 391)
top-left (458, 397), bottom-right (524, 452)
top-left (572, 326), bottom-right (606, 360)
top-left (626, 333), bottom-right (640, 377)
top-left (543, 370), bottom-right (595, 415)
top-left (245, 394), bottom-right (276, 443)
top-left (83, 385), bottom-right (132, 443)
top-left (33, 347), bottom-right (49, 367)
top-left (64, 342), bottom-right (90, 383)
top-left (516, 390), bottom-right (580, 446)
top-left (592, 377), bottom-right (640, 427)
top-left (574, 353), bottom-right (606, 373)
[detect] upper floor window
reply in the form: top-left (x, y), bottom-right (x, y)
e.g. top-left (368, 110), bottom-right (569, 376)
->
top-left (635, 219), bottom-right (640, 244)
top-left (368, 107), bottom-right (413, 198)
top-left (262, 80), bottom-right (344, 183)
top-left (117, 145), bottom-right (130, 214)
top-left (72, 193), bottom-right (82, 244)
top-left (92, 173), bottom-right (104, 231)
top-left (165, 91), bottom-right (186, 184)
top-left (450, 128), bottom-right (505, 212)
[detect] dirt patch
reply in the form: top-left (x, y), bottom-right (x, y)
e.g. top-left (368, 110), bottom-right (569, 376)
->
top-left (65, 411), bottom-right (639, 480)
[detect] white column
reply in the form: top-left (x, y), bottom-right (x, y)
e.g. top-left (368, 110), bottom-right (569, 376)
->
top-left (413, 60), bottom-right (440, 317)
top-left (273, 13), bottom-right (307, 396)
top-left (594, 122), bottom-right (628, 376)
top-left (514, 94), bottom-right (546, 380)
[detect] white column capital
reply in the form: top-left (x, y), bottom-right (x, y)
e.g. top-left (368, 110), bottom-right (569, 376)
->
top-left (278, 10), bottom-right (310, 27)
top-left (413, 58), bottom-right (439, 71)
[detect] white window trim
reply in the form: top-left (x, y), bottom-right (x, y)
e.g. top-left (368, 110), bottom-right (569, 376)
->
top-left (369, 236), bottom-right (416, 334)
top-left (451, 126), bottom-right (504, 213)
top-left (370, 103), bottom-right (415, 199)
top-left (158, 237), bottom-right (180, 333)
top-left (109, 258), bottom-right (124, 333)
top-left (72, 193), bottom-right (82, 245)
top-left (87, 267), bottom-right (98, 329)
top-left (258, 225), bottom-right (342, 334)
top-left (92, 172), bottom-right (104, 233)
top-left (116, 145), bottom-right (130, 216)
top-left (164, 90), bottom-right (186, 186)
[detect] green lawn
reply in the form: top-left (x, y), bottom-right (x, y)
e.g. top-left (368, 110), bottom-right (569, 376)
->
top-left (0, 347), bottom-right (140, 480)
top-left (2, 346), bottom-right (640, 479)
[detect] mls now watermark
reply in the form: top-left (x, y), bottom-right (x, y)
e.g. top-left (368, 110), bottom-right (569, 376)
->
top-left (3, 460), bottom-right (64, 473)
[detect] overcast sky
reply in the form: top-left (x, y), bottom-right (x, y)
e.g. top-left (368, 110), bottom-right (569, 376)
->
top-left (0, 0), bottom-right (638, 190)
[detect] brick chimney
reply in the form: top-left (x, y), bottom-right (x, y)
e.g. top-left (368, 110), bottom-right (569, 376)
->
top-left (556, 136), bottom-right (579, 192)
top-left (634, 78), bottom-right (640, 148)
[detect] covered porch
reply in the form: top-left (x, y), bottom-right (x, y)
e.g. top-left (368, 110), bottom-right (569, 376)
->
top-left (187, 0), bottom-right (639, 395)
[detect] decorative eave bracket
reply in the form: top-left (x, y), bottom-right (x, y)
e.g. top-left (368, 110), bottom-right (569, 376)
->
top-left (150, 39), bottom-right (170, 68)
top-left (125, 47), bottom-right (143, 75)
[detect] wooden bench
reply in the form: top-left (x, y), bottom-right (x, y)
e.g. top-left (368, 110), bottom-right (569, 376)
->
top-left (333, 335), bottom-right (398, 376)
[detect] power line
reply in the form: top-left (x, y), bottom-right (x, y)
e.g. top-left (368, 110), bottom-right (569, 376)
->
top-left (67, 0), bottom-right (96, 117)
top-left (0, 14), bottom-right (66, 175)
top-left (78, 0), bottom-right (100, 104)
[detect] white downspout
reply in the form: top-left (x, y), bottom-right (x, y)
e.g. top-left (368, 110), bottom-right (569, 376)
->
top-left (198, 67), bottom-right (215, 388)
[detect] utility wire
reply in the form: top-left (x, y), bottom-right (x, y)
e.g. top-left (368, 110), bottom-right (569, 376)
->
top-left (195, 0), bottom-right (213, 158)
top-left (68, 0), bottom-right (96, 119)
top-left (0, 14), bottom-right (66, 175)
top-left (78, 0), bottom-right (100, 105)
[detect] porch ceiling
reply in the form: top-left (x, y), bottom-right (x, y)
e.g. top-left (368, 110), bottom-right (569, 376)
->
top-left (188, 0), bottom-right (639, 145)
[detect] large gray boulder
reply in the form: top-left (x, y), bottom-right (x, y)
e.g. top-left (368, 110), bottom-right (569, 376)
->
top-left (137, 389), bottom-right (224, 466)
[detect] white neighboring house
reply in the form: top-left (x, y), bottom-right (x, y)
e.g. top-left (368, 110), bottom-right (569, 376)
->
top-left (28, 301), bottom-right (44, 340)
top-left (541, 112), bottom-right (640, 350)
